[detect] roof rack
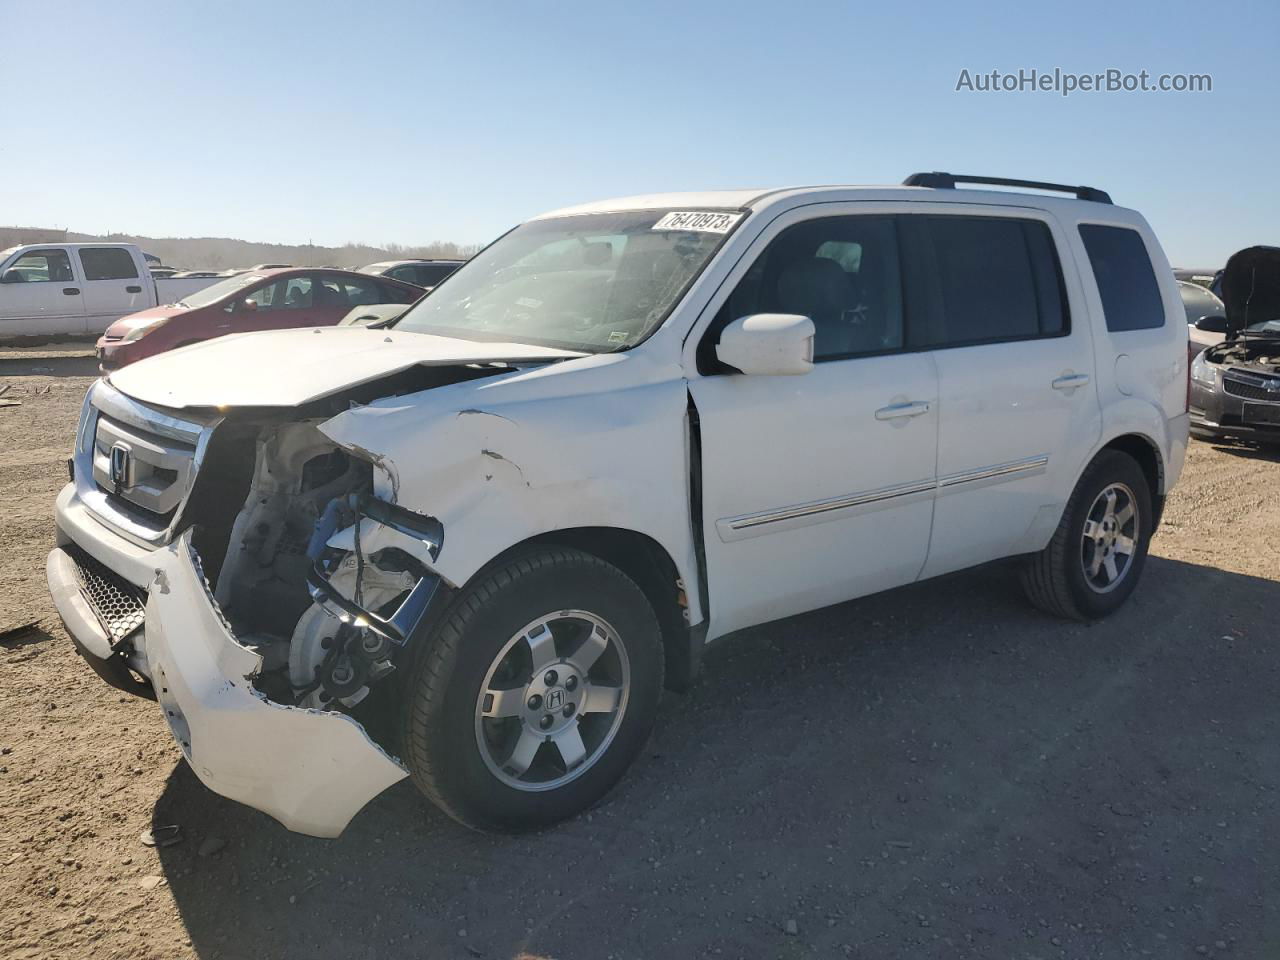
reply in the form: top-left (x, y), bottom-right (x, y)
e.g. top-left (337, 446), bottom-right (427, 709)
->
top-left (903, 172), bottom-right (1112, 205)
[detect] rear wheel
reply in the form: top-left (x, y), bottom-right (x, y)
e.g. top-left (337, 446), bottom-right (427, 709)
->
top-left (1021, 450), bottom-right (1154, 620)
top-left (402, 547), bottom-right (663, 831)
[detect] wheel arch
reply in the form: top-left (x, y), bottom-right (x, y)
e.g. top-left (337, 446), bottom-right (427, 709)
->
top-left (1100, 433), bottom-right (1163, 495)
top-left (484, 526), bottom-right (703, 692)
top-left (1094, 431), bottom-right (1166, 530)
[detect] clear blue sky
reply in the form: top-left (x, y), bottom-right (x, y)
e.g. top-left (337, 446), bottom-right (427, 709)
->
top-left (3, 0), bottom-right (1275, 265)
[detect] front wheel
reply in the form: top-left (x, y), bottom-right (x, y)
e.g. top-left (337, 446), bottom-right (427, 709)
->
top-left (1021, 450), bottom-right (1154, 621)
top-left (401, 547), bottom-right (664, 831)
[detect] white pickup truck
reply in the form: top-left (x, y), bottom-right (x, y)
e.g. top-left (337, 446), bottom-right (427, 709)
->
top-left (0, 242), bottom-right (220, 339)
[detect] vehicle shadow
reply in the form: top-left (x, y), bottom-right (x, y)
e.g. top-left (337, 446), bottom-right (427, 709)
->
top-left (0, 353), bottom-right (100, 377)
top-left (1203, 439), bottom-right (1280, 463)
top-left (155, 555), bottom-right (1280, 959)
top-left (0, 622), bottom-right (52, 648)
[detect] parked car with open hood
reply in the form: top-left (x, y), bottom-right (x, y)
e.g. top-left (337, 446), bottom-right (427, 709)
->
top-left (46, 173), bottom-right (1188, 837)
top-left (95, 267), bottom-right (422, 369)
top-left (1189, 245), bottom-right (1280, 444)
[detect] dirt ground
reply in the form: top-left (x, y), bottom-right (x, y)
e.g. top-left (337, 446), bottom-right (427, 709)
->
top-left (1, 355), bottom-right (1278, 960)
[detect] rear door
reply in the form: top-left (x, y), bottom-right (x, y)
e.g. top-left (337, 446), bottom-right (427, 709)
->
top-left (78, 247), bottom-right (149, 332)
top-left (0, 247), bottom-right (86, 335)
top-left (906, 209), bottom-right (1102, 580)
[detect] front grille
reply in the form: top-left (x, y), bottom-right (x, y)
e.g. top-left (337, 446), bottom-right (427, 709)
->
top-left (67, 546), bottom-right (146, 644)
top-left (75, 380), bottom-right (221, 548)
top-left (1223, 369), bottom-right (1280, 403)
top-left (91, 413), bottom-right (198, 525)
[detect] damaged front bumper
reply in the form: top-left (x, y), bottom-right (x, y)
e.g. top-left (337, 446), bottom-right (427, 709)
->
top-left (47, 490), bottom-right (409, 838)
top-left (144, 534), bottom-right (408, 837)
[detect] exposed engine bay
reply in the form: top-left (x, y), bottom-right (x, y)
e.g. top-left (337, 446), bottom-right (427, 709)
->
top-left (175, 366), bottom-right (506, 723)
top-left (206, 421), bottom-right (420, 711)
top-left (1202, 338), bottom-right (1280, 372)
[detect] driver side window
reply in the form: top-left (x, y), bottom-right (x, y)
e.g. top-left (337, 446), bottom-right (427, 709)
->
top-left (700, 215), bottom-right (903, 371)
top-left (5, 249), bottom-right (74, 283)
top-left (239, 277), bottom-right (314, 312)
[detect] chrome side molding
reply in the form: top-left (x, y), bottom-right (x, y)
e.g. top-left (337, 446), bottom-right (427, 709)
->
top-left (717, 454), bottom-right (1049, 541)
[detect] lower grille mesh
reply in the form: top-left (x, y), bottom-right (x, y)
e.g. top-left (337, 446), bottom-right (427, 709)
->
top-left (68, 547), bottom-right (146, 644)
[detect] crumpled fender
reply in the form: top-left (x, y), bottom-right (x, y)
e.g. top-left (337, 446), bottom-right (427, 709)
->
top-left (318, 352), bottom-right (704, 625)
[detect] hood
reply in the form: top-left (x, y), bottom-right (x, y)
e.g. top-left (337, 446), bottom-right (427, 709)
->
top-left (104, 305), bottom-right (187, 338)
top-left (107, 326), bottom-right (585, 409)
top-left (1221, 245), bottom-right (1280, 334)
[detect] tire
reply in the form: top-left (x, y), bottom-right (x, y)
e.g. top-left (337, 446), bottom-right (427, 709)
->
top-left (402, 547), bottom-right (664, 831)
top-left (1021, 449), bottom-right (1154, 621)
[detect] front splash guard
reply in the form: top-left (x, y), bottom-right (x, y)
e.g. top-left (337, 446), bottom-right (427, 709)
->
top-left (143, 533), bottom-right (407, 838)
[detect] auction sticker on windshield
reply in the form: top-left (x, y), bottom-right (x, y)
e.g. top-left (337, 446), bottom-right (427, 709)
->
top-left (652, 211), bottom-right (743, 233)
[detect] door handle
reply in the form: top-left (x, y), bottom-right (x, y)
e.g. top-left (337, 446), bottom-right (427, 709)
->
top-left (126, 285), bottom-right (142, 293)
top-left (1051, 373), bottom-right (1091, 392)
top-left (875, 400), bottom-right (931, 420)
top-left (63, 287), bottom-right (80, 295)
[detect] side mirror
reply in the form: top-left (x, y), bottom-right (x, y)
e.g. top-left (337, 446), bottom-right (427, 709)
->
top-left (1194, 314), bottom-right (1229, 333)
top-left (0, 269), bottom-right (24, 284)
top-left (716, 313), bottom-right (814, 376)
top-left (239, 298), bottom-right (259, 313)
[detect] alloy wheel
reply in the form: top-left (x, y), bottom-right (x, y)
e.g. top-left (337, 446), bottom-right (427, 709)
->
top-left (474, 611), bottom-right (630, 792)
top-left (1080, 482), bottom-right (1140, 593)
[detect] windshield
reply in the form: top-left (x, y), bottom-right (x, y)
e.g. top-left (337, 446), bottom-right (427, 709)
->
top-left (392, 209), bottom-right (741, 351)
top-left (170, 273), bottom-right (263, 308)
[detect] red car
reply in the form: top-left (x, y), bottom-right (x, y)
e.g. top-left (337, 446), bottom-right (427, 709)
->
top-left (97, 268), bottom-right (422, 369)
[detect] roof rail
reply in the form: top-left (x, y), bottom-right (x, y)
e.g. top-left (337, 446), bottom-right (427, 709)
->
top-left (903, 172), bottom-right (1112, 205)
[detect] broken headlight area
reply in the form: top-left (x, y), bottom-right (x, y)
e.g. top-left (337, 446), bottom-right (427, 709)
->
top-left (181, 415), bottom-right (443, 729)
top-left (300, 526), bottom-right (442, 711)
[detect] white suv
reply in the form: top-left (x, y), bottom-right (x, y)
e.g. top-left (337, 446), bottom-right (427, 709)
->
top-left (46, 173), bottom-right (1189, 836)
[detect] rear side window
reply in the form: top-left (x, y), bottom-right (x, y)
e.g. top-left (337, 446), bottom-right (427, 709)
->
top-left (1078, 225), bottom-right (1165, 331)
top-left (79, 247), bottom-right (138, 281)
top-left (907, 216), bottom-right (1068, 348)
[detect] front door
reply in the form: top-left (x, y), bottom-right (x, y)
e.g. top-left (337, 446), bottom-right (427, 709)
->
top-left (0, 247), bottom-right (85, 335)
top-left (231, 275), bottom-right (321, 334)
top-left (687, 212), bottom-right (939, 640)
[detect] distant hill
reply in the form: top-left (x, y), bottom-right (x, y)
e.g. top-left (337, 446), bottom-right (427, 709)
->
top-left (2, 225), bottom-right (478, 271)
top-left (0, 226), bottom-right (68, 247)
